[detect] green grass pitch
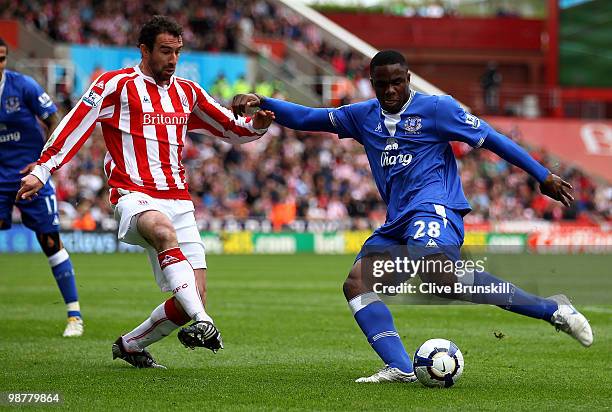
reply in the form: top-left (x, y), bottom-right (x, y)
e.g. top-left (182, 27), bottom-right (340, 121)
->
top-left (0, 253), bottom-right (610, 410)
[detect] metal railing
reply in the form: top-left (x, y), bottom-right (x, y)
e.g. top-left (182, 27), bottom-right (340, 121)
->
top-left (13, 58), bottom-right (75, 106)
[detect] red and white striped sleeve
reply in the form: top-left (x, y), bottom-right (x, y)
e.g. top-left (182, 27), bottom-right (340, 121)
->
top-left (183, 80), bottom-right (268, 144)
top-left (30, 71), bottom-right (122, 184)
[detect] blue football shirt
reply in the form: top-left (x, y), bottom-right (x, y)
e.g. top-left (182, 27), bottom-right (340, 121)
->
top-left (0, 70), bottom-right (57, 191)
top-left (328, 91), bottom-right (491, 233)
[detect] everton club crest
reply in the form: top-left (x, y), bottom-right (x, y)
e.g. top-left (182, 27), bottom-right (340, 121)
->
top-left (4, 96), bottom-right (20, 113)
top-left (404, 116), bottom-right (422, 134)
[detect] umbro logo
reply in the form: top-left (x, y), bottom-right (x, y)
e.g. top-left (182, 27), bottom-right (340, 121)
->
top-left (160, 254), bottom-right (180, 268)
top-left (95, 80), bottom-right (105, 89)
top-left (425, 239), bottom-right (438, 248)
top-left (375, 122), bottom-right (383, 132)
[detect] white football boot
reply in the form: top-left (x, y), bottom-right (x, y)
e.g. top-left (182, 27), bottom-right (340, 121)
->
top-left (63, 316), bottom-right (84, 337)
top-left (355, 365), bottom-right (417, 383)
top-left (548, 294), bottom-right (593, 347)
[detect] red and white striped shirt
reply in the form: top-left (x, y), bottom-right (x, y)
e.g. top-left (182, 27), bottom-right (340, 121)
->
top-left (32, 66), bottom-right (267, 204)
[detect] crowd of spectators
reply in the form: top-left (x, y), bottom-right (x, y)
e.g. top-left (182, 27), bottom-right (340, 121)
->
top-left (382, 1), bottom-right (458, 18)
top-left (453, 136), bottom-right (610, 226)
top-left (3, 0), bottom-right (376, 105)
top-left (2, 0), bottom-right (367, 79)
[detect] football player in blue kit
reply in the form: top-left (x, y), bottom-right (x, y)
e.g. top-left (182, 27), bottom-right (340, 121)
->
top-left (0, 38), bottom-right (83, 337)
top-left (231, 50), bottom-right (593, 382)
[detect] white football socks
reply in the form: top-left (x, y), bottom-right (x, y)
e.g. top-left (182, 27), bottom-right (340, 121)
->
top-left (157, 247), bottom-right (213, 324)
top-left (122, 301), bottom-right (180, 351)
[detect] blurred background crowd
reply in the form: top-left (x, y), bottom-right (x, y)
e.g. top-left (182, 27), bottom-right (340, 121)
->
top-left (2, 0), bottom-right (610, 231)
top-left (1, 0), bottom-right (369, 78)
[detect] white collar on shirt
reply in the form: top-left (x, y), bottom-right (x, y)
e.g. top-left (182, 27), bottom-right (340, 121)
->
top-left (133, 64), bottom-right (175, 90)
top-left (381, 89), bottom-right (416, 137)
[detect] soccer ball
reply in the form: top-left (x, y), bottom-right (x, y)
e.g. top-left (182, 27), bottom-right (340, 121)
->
top-left (413, 338), bottom-right (464, 388)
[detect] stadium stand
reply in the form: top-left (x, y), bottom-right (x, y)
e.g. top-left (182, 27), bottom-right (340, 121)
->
top-left (2, 0), bottom-right (610, 231)
top-left (1, 0), bottom-right (366, 77)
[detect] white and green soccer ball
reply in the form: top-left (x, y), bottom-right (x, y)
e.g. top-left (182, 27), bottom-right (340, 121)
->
top-left (413, 338), bottom-right (464, 388)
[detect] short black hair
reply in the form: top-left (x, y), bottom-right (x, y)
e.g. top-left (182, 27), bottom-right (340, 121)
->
top-left (138, 15), bottom-right (183, 51)
top-left (370, 50), bottom-right (407, 73)
top-left (0, 37), bottom-right (7, 52)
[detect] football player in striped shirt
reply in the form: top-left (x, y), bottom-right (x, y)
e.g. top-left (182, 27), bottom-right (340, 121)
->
top-left (18, 16), bottom-right (275, 368)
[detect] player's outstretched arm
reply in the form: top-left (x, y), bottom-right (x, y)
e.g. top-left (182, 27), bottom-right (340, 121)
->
top-left (188, 84), bottom-right (273, 144)
top-left (19, 73), bottom-right (117, 199)
top-left (481, 129), bottom-right (574, 206)
top-left (231, 94), bottom-right (336, 133)
top-left (436, 95), bottom-right (574, 206)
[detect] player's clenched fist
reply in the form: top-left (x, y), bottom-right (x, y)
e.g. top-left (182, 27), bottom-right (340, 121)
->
top-left (231, 93), bottom-right (263, 118)
top-left (231, 93), bottom-right (274, 129)
top-left (16, 174), bottom-right (44, 201)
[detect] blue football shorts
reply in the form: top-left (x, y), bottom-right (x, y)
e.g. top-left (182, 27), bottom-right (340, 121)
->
top-left (355, 203), bottom-right (465, 263)
top-left (0, 182), bottom-right (59, 234)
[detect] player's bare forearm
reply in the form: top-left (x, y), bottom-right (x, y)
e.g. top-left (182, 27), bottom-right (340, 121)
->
top-left (18, 112), bottom-right (58, 175)
top-left (41, 112), bottom-right (60, 140)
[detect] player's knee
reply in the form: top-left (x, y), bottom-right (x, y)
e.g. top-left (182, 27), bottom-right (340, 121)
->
top-left (36, 232), bottom-right (62, 256)
top-left (342, 277), bottom-right (356, 300)
top-left (138, 212), bottom-right (177, 250)
top-left (343, 266), bottom-right (364, 300)
top-left (153, 224), bottom-right (177, 246)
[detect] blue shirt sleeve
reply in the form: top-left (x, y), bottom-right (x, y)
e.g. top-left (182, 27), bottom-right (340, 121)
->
top-left (327, 104), bottom-right (362, 144)
top-left (435, 95), bottom-right (549, 182)
top-left (259, 97), bottom-right (362, 142)
top-left (22, 75), bottom-right (57, 120)
top-left (259, 97), bottom-right (335, 133)
top-left (481, 128), bottom-right (550, 183)
top-left (435, 95), bottom-right (488, 148)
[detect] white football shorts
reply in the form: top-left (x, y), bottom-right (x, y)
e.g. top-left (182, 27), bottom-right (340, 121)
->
top-left (113, 191), bottom-right (207, 292)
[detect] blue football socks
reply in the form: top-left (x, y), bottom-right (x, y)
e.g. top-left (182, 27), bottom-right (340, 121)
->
top-left (349, 293), bottom-right (413, 373)
top-left (48, 249), bottom-right (81, 318)
top-left (468, 271), bottom-right (558, 321)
